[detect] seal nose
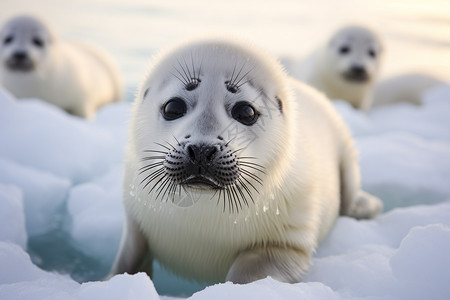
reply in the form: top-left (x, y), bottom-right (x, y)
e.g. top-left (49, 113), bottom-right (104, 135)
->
top-left (187, 144), bottom-right (218, 163)
top-left (349, 65), bottom-right (367, 77)
top-left (13, 51), bottom-right (28, 61)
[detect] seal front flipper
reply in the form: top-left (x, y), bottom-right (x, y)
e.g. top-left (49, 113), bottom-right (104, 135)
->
top-left (108, 216), bottom-right (150, 278)
top-left (226, 246), bottom-right (310, 284)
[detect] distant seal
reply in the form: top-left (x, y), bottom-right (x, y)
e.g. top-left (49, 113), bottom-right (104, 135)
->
top-left (0, 15), bottom-right (122, 118)
top-left (295, 25), bottom-right (383, 111)
top-left (109, 37), bottom-right (382, 284)
top-left (372, 72), bottom-right (447, 107)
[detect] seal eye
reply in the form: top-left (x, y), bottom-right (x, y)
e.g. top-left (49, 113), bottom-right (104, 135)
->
top-left (162, 97), bottom-right (187, 121)
top-left (32, 37), bottom-right (44, 48)
top-left (339, 46), bottom-right (350, 55)
top-left (4, 35), bottom-right (13, 45)
top-left (368, 49), bottom-right (376, 58)
top-left (231, 101), bottom-right (259, 126)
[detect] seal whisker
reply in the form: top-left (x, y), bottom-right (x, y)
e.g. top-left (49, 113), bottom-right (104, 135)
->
top-left (231, 61), bottom-right (247, 87)
top-left (238, 162), bottom-right (265, 174)
top-left (172, 136), bottom-right (182, 147)
top-left (148, 173), bottom-right (169, 195)
top-left (139, 167), bottom-right (165, 185)
top-left (240, 169), bottom-right (263, 185)
top-left (154, 142), bottom-right (172, 151)
top-left (225, 186), bottom-right (234, 213)
top-left (171, 71), bottom-right (189, 86)
top-left (156, 176), bottom-right (174, 202)
top-left (229, 62), bottom-right (237, 86)
top-left (138, 162), bottom-right (164, 174)
top-left (239, 173), bottom-right (261, 195)
top-left (230, 186), bottom-right (242, 212)
top-left (237, 178), bottom-right (255, 204)
top-left (169, 182), bottom-right (177, 203)
top-left (224, 137), bottom-right (237, 147)
top-left (190, 52), bottom-right (196, 79)
top-left (176, 59), bottom-right (191, 84)
top-left (234, 66), bottom-right (255, 88)
top-left (141, 168), bottom-right (165, 189)
top-left (234, 184), bottom-right (248, 208)
top-left (141, 156), bottom-right (166, 161)
top-left (182, 56), bottom-right (193, 81)
top-left (143, 149), bottom-right (168, 154)
top-left (237, 156), bottom-right (259, 160)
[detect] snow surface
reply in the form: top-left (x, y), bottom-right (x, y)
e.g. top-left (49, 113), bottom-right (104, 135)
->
top-left (1, 0), bottom-right (450, 299)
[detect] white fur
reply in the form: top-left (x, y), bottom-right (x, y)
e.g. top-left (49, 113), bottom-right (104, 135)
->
top-left (0, 15), bottom-right (122, 118)
top-left (110, 37), bottom-right (382, 284)
top-left (372, 72), bottom-right (447, 107)
top-left (296, 25), bottom-right (383, 111)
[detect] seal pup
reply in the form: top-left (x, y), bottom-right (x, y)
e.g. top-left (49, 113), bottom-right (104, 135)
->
top-left (109, 37), bottom-right (382, 284)
top-left (295, 25), bottom-right (383, 111)
top-left (0, 15), bottom-right (122, 118)
top-left (372, 72), bottom-right (447, 107)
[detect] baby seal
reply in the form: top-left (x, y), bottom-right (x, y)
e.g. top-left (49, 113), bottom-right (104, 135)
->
top-left (109, 37), bottom-right (382, 284)
top-left (0, 15), bottom-right (122, 118)
top-left (372, 72), bottom-right (447, 107)
top-left (295, 25), bottom-right (383, 111)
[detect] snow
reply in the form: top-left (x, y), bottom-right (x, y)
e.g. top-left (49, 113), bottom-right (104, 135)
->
top-left (1, 0), bottom-right (450, 299)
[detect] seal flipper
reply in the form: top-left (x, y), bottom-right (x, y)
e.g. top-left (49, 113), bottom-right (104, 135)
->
top-left (107, 216), bottom-right (150, 278)
top-left (339, 142), bottom-right (383, 219)
top-left (225, 246), bottom-right (310, 284)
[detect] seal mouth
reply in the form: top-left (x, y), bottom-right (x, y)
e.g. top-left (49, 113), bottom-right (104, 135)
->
top-left (343, 73), bottom-right (369, 83)
top-left (342, 69), bottom-right (369, 83)
top-left (182, 175), bottom-right (222, 190)
top-left (6, 59), bottom-right (35, 72)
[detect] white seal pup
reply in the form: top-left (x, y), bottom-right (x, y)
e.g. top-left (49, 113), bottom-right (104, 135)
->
top-left (109, 37), bottom-right (382, 284)
top-left (0, 15), bottom-right (122, 118)
top-left (372, 72), bottom-right (447, 107)
top-left (296, 25), bottom-right (383, 111)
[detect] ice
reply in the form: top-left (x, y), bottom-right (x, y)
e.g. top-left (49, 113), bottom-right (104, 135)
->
top-left (390, 224), bottom-right (450, 300)
top-left (0, 89), bottom-right (118, 184)
top-left (66, 164), bottom-right (124, 264)
top-left (0, 159), bottom-right (70, 236)
top-left (0, 184), bottom-right (27, 248)
top-left (0, 242), bottom-right (159, 300)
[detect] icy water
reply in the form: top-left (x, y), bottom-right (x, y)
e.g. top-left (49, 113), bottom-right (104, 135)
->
top-left (1, 0), bottom-right (449, 297)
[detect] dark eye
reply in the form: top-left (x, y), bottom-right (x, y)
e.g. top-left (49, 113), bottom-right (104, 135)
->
top-left (162, 97), bottom-right (187, 120)
top-left (32, 37), bottom-right (43, 47)
top-left (4, 35), bottom-right (13, 45)
top-left (368, 49), bottom-right (376, 58)
top-left (339, 46), bottom-right (350, 55)
top-left (231, 101), bottom-right (259, 126)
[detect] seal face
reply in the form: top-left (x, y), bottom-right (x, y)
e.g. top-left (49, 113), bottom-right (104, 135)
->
top-left (0, 16), bottom-right (52, 72)
top-left (297, 25), bottom-right (383, 110)
top-left (328, 26), bottom-right (382, 84)
top-left (110, 37), bottom-right (382, 284)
